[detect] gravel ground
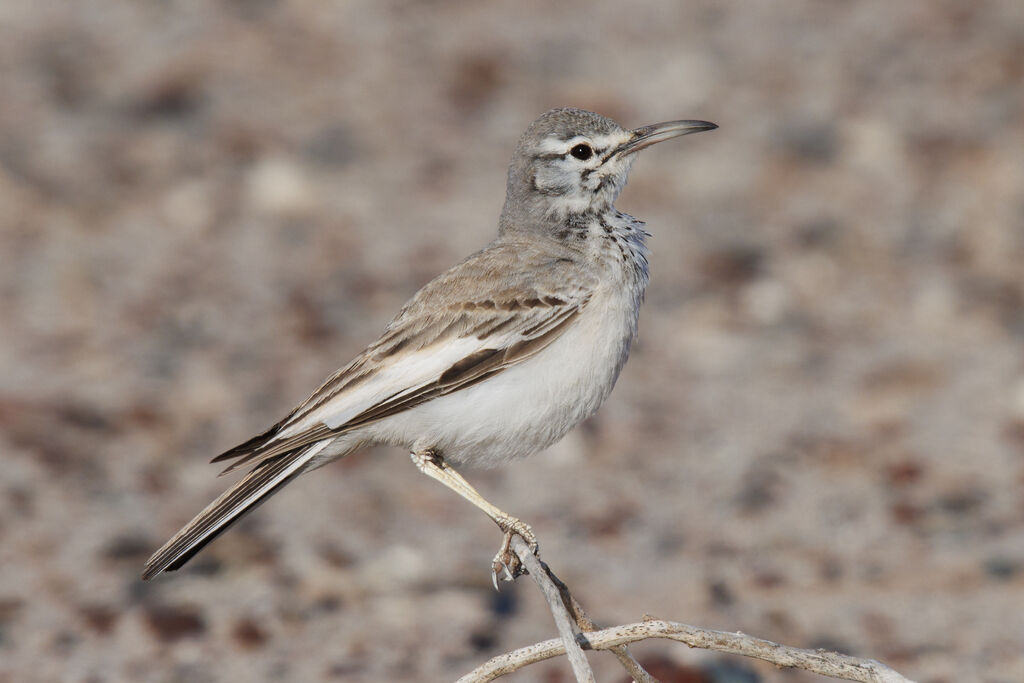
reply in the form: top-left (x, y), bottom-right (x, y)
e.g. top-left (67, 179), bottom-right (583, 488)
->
top-left (1, 2), bottom-right (1022, 682)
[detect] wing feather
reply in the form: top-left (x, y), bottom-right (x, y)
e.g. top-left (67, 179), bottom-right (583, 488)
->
top-left (213, 246), bottom-right (594, 473)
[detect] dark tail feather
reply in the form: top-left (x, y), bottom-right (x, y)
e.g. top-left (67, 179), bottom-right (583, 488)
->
top-left (142, 444), bottom-right (321, 580)
top-left (211, 421), bottom-right (335, 476)
top-left (210, 421), bottom-right (284, 464)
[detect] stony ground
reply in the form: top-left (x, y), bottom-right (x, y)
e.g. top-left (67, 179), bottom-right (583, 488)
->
top-left (1, 2), bottom-right (1022, 682)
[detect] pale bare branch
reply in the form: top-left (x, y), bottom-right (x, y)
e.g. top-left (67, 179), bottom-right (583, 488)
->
top-left (460, 618), bottom-right (917, 683)
top-left (508, 534), bottom-right (595, 683)
top-left (529, 545), bottom-right (656, 683)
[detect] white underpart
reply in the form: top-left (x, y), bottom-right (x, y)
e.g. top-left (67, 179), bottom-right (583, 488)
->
top-left (361, 283), bottom-right (641, 467)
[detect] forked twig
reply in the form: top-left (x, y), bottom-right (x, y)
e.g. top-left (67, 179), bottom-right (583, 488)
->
top-left (505, 535), bottom-right (595, 682)
top-left (537, 549), bottom-right (655, 683)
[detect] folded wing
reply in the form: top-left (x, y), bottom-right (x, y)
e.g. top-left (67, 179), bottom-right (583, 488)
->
top-left (214, 247), bottom-right (594, 473)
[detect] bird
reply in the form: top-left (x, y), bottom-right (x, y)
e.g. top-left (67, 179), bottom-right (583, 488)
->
top-left (142, 107), bottom-right (717, 584)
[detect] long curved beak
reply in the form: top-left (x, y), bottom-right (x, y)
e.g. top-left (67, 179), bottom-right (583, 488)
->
top-left (613, 119), bottom-right (718, 157)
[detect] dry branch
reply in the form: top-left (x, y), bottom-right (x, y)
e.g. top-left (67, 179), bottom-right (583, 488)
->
top-left (509, 535), bottom-right (595, 682)
top-left (460, 618), bottom-right (916, 683)
top-left (458, 535), bottom-right (916, 683)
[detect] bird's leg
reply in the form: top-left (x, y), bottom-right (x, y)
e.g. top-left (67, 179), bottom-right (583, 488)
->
top-left (410, 450), bottom-right (538, 587)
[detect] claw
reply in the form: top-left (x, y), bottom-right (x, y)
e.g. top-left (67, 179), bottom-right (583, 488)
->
top-left (489, 526), bottom-right (537, 589)
top-left (490, 558), bottom-right (515, 591)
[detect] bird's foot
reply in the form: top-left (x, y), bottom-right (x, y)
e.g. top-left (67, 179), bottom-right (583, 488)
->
top-left (490, 517), bottom-right (538, 590)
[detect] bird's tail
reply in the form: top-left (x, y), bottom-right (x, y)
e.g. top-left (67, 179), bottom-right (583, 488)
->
top-left (142, 443), bottom-right (325, 580)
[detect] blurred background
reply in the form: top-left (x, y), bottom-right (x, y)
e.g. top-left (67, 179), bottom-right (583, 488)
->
top-left (1, 1), bottom-right (1022, 681)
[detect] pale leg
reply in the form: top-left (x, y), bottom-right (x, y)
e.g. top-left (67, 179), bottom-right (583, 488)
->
top-left (410, 450), bottom-right (538, 587)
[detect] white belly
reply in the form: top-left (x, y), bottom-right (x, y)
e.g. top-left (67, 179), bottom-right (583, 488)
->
top-left (360, 286), bottom-right (639, 467)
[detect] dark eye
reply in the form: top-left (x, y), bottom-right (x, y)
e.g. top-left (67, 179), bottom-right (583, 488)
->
top-left (569, 143), bottom-right (593, 160)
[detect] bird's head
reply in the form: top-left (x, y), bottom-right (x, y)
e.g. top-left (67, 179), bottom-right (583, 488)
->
top-left (500, 107), bottom-right (716, 231)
